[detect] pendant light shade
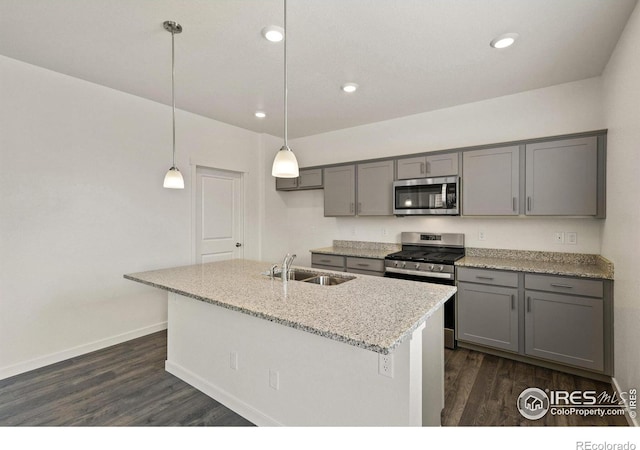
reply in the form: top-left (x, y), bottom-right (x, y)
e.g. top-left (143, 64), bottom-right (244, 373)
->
top-left (163, 167), bottom-right (184, 189)
top-left (271, 0), bottom-right (299, 178)
top-left (163, 20), bottom-right (185, 189)
top-left (272, 145), bottom-right (299, 178)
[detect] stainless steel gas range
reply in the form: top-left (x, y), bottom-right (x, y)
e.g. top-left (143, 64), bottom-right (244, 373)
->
top-left (384, 232), bottom-right (465, 349)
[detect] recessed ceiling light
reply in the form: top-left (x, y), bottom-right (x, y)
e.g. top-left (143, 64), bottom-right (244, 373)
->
top-left (255, 111), bottom-right (266, 118)
top-left (490, 33), bottom-right (519, 49)
top-left (261, 25), bottom-right (284, 42)
top-left (341, 83), bottom-right (359, 93)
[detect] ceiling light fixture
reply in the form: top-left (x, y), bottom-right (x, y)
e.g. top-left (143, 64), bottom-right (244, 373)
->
top-left (341, 82), bottom-right (359, 93)
top-left (255, 111), bottom-right (266, 118)
top-left (490, 33), bottom-right (519, 49)
top-left (162, 20), bottom-right (184, 189)
top-left (271, 0), bottom-right (299, 178)
top-left (262, 25), bottom-right (285, 42)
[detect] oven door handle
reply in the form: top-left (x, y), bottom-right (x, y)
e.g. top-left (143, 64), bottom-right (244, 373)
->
top-left (384, 267), bottom-right (454, 280)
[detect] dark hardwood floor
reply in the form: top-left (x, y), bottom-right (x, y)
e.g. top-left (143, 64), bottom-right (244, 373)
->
top-left (0, 331), bottom-right (627, 426)
top-left (443, 347), bottom-right (628, 426)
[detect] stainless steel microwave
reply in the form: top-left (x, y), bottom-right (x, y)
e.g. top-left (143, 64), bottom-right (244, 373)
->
top-left (393, 176), bottom-right (459, 215)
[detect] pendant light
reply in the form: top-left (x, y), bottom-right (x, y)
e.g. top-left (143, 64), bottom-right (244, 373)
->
top-left (163, 20), bottom-right (185, 189)
top-left (271, 0), bottom-right (299, 178)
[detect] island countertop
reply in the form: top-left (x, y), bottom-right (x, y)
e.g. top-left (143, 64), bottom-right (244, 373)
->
top-left (124, 259), bottom-right (455, 354)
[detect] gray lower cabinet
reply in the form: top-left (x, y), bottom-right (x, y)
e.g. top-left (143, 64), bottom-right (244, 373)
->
top-left (345, 256), bottom-right (385, 277)
top-left (356, 160), bottom-right (394, 215)
top-left (324, 165), bottom-right (356, 216)
top-left (524, 274), bottom-right (605, 372)
top-left (525, 137), bottom-right (598, 216)
top-left (457, 267), bottom-right (610, 376)
top-left (462, 146), bottom-right (520, 215)
top-left (396, 152), bottom-right (459, 179)
top-left (457, 280), bottom-right (519, 353)
top-left (311, 253), bottom-right (346, 271)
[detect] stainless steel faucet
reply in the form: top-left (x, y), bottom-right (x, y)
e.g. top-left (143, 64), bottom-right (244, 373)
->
top-left (281, 253), bottom-right (296, 281)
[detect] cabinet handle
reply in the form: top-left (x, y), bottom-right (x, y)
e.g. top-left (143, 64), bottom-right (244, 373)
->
top-left (475, 276), bottom-right (494, 280)
top-left (550, 283), bottom-right (574, 289)
top-left (527, 296), bottom-right (531, 313)
top-left (350, 202), bottom-right (354, 213)
top-left (320, 259), bottom-right (331, 263)
top-left (358, 202), bottom-right (362, 214)
top-left (357, 263), bottom-right (370, 267)
top-left (513, 197), bottom-right (517, 212)
top-left (420, 162), bottom-right (425, 174)
top-left (511, 294), bottom-right (515, 310)
top-left (527, 196), bottom-right (532, 212)
top-left (426, 161), bottom-right (431, 174)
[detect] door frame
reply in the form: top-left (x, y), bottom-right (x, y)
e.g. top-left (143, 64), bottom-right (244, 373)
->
top-left (190, 163), bottom-right (246, 264)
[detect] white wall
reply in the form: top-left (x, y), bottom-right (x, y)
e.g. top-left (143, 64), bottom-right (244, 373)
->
top-left (262, 78), bottom-right (606, 267)
top-left (601, 2), bottom-right (640, 426)
top-left (0, 55), bottom-right (262, 379)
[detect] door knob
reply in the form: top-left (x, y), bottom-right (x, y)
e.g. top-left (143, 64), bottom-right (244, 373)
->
top-left (235, 243), bottom-right (242, 247)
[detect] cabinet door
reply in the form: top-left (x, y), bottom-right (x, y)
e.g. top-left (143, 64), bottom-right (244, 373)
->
top-left (275, 177), bottom-right (298, 190)
top-left (462, 146), bottom-right (520, 215)
top-left (457, 282), bottom-right (519, 352)
top-left (524, 290), bottom-right (604, 371)
top-left (298, 169), bottom-right (323, 189)
top-left (396, 156), bottom-right (427, 179)
top-left (324, 165), bottom-right (356, 216)
top-left (356, 160), bottom-right (394, 215)
top-left (525, 137), bottom-right (597, 215)
top-left (426, 152), bottom-right (459, 177)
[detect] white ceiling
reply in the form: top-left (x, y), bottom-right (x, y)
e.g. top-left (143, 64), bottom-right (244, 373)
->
top-left (0, 0), bottom-right (637, 138)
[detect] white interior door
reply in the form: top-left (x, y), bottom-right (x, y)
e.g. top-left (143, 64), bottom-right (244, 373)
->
top-left (195, 167), bottom-right (244, 263)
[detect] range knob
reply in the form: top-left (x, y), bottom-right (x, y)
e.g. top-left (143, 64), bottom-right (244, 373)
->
top-left (437, 265), bottom-right (444, 272)
top-left (429, 264), bottom-right (435, 271)
top-left (414, 263), bottom-right (420, 270)
top-left (394, 261), bottom-right (400, 268)
top-left (401, 262), bottom-right (407, 268)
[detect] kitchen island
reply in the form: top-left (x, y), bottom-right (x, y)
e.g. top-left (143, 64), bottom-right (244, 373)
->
top-left (124, 259), bottom-right (456, 426)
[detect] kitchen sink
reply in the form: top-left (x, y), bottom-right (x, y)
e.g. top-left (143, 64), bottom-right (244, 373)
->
top-left (303, 275), bottom-right (353, 286)
top-left (272, 269), bottom-right (354, 286)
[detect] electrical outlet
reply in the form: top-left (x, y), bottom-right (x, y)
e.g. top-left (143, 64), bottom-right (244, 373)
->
top-left (566, 232), bottom-right (577, 245)
top-left (478, 231), bottom-right (486, 241)
top-left (269, 369), bottom-right (279, 390)
top-left (378, 353), bottom-right (394, 378)
top-left (382, 227), bottom-right (388, 236)
top-left (554, 232), bottom-right (565, 244)
top-left (229, 352), bottom-right (238, 370)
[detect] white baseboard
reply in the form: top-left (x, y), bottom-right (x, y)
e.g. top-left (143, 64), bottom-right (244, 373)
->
top-left (165, 360), bottom-right (281, 427)
top-left (0, 322), bottom-right (168, 381)
top-left (612, 376), bottom-right (639, 427)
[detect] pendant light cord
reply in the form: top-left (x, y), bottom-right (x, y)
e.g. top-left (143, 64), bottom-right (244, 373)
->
top-left (283, 0), bottom-right (288, 149)
top-left (171, 27), bottom-right (176, 168)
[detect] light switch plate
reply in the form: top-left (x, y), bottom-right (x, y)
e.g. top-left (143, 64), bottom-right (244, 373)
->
top-left (566, 232), bottom-right (577, 245)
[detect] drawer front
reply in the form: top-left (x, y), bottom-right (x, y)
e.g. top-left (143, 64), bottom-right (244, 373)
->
top-left (346, 257), bottom-right (385, 273)
top-left (345, 267), bottom-right (384, 277)
top-left (311, 263), bottom-right (346, 273)
top-left (457, 267), bottom-right (518, 287)
top-left (311, 253), bottom-right (345, 269)
top-left (525, 274), bottom-right (603, 298)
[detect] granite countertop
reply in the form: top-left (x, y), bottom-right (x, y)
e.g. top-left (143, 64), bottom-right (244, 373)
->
top-left (310, 240), bottom-right (401, 260)
top-left (124, 259), bottom-right (455, 354)
top-left (456, 248), bottom-right (614, 280)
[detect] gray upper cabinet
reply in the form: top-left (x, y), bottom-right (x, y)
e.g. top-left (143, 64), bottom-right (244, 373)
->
top-left (396, 153), bottom-right (459, 179)
top-left (357, 160), bottom-right (394, 215)
top-left (525, 137), bottom-right (598, 216)
top-left (324, 165), bottom-right (356, 216)
top-left (462, 146), bottom-right (520, 215)
top-left (276, 168), bottom-right (323, 191)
